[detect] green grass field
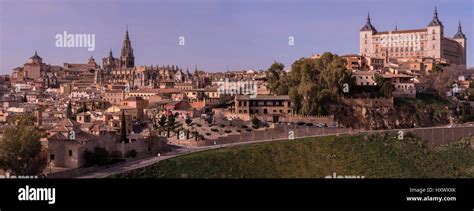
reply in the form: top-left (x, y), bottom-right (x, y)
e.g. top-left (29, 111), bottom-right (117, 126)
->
top-left (112, 133), bottom-right (474, 178)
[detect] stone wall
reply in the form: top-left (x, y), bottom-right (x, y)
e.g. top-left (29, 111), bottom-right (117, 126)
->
top-left (179, 125), bottom-right (474, 147)
top-left (180, 124), bottom-right (352, 147)
top-left (279, 115), bottom-right (334, 125)
top-left (403, 126), bottom-right (474, 145)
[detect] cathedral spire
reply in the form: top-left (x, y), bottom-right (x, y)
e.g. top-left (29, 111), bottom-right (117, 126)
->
top-left (120, 25), bottom-right (134, 68)
top-left (125, 25), bottom-right (129, 40)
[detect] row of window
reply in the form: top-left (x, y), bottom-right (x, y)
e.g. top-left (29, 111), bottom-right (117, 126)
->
top-left (238, 109), bottom-right (291, 114)
top-left (238, 100), bottom-right (290, 107)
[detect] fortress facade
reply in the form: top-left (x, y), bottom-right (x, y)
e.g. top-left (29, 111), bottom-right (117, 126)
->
top-left (360, 7), bottom-right (467, 66)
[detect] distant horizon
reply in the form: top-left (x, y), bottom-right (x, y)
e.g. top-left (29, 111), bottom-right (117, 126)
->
top-left (1, 0), bottom-right (473, 74)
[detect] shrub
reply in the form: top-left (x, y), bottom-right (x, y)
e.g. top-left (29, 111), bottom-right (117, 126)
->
top-left (252, 125), bottom-right (259, 129)
top-left (241, 125), bottom-right (248, 128)
top-left (83, 147), bottom-right (110, 167)
top-left (125, 149), bottom-right (137, 158)
top-left (211, 128), bottom-right (219, 132)
top-left (220, 124), bottom-right (225, 128)
top-left (196, 124), bottom-right (202, 127)
top-left (306, 123), bottom-right (314, 126)
top-left (205, 133), bottom-right (211, 136)
top-left (297, 122), bottom-right (306, 126)
top-left (224, 130), bottom-right (231, 133)
top-left (246, 128), bottom-right (252, 132)
top-left (185, 117), bottom-right (193, 126)
top-left (251, 116), bottom-right (260, 126)
top-left (236, 129), bottom-right (241, 133)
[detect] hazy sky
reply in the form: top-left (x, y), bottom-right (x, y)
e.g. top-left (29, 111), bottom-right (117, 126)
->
top-left (0, 0), bottom-right (473, 74)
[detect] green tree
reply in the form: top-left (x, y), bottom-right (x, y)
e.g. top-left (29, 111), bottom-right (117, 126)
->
top-left (120, 111), bottom-right (128, 143)
top-left (375, 74), bottom-right (394, 98)
top-left (0, 115), bottom-right (42, 175)
top-left (206, 117), bottom-right (213, 124)
top-left (83, 147), bottom-right (110, 167)
top-left (167, 114), bottom-right (176, 138)
top-left (66, 101), bottom-right (73, 119)
top-left (251, 116), bottom-right (260, 127)
top-left (76, 101), bottom-right (89, 113)
top-left (185, 116), bottom-right (193, 126)
top-left (282, 52), bottom-right (353, 115)
top-left (432, 64), bottom-right (443, 73)
top-left (266, 62), bottom-right (289, 95)
top-left (159, 115), bottom-right (167, 127)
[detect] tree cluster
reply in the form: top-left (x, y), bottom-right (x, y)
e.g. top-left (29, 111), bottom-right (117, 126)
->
top-left (266, 52), bottom-right (354, 115)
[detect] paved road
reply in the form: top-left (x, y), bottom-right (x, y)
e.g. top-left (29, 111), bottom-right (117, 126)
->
top-left (77, 124), bottom-right (466, 178)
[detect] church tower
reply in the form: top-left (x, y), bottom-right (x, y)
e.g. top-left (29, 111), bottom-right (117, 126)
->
top-left (120, 26), bottom-right (135, 68)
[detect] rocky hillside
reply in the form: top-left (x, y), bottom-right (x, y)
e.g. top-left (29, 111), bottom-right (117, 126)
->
top-left (336, 94), bottom-right (451, 130)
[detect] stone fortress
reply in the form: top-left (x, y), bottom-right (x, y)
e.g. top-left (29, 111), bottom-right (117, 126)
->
top-left (360, 7), bottom-right (467, 66)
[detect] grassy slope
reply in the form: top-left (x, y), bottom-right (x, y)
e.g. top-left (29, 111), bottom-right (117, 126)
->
top-left (113, 133), bottom-right (474, 178)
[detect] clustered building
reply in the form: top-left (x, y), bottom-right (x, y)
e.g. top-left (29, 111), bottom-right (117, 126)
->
top-left (0, 7), bottom-right (469, 174)
top-left (343, 7), bottom-right (469, 99)
top-left (1, 26), bottom-right (274, 172)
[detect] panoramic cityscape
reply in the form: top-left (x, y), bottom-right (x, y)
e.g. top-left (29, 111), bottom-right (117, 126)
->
top-left (0, 0), bottom-right (473, 182)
